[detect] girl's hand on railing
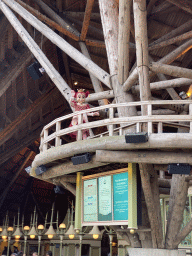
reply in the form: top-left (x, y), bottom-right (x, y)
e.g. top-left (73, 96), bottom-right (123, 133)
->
top-left (87, 111), bottom-right (100, 117)
top-left (93, 111), bottom-right (100, 116)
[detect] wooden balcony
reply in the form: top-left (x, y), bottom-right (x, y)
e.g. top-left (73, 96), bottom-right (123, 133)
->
top-left (30, 100), bottom-right (192, 179)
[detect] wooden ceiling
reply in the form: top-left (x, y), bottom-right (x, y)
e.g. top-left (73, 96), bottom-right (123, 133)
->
top-left (0, 0), bottom-right (192, 223)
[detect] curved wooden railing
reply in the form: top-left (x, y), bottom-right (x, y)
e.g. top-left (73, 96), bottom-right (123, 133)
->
top-left (39, 100), bottom-right (192, 152)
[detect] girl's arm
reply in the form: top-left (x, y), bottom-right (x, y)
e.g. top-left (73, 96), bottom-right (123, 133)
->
top-left (86, 104), bottom-right (100, 116)
top-left (70, 90), bottom-right (77, 108)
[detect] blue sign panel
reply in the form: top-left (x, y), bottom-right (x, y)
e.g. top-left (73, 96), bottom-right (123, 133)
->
top-left (113, 172), bottom-right (128, 221)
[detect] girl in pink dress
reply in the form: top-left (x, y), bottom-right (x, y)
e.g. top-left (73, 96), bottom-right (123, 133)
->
top-left (69, 89), bottom-right (99, 140)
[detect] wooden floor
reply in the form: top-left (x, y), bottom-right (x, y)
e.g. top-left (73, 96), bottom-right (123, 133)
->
top-left (30, 133), bottom-right (192, 182)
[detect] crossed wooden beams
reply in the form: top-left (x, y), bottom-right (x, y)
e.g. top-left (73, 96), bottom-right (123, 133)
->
top-left (1, 0), bottom-right (192, 112)
top-left (0, 87), bottom-right (70, 166)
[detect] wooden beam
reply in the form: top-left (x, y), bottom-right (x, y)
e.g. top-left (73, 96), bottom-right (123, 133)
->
top-left (98, 0), bottom-right (118, 75)
top-left (34, 0), bottom-right (80, 39)
top-left (30, 134), bottom-right (192, 174)
top-left (0, 0), bottom-right (72, 102)
top-left (0, 104), bottom-right (67, 166)
top-left (0, 87), bottom-right (58, 147)
top-left (85, 90), bottom-right (114, 102)
top-left (150, 1), bottom-right (171, 16)
top-left (0, 151), bottom-right (34, 210)
top-left (64, 11), bottom-right (100, 21)
top-left (80, 0), bottom-right (95, 41)
top-left (149, 167), bottom-right (163, 248)
top-left (7, 26), bottom-right (14, 49)
top-left (84, 39), bottom-right (105, 48)
top-left (96, 150), bottom-right (192, 164)
top-left (0, 15), bottom-right (10, 41)
top-left (15, 0), bottom-right (79, 41)
top-left (0, 92), bottom-right (11, 125)
top-left (149, 56), bottom-right (181, 101)
top-left (149, 19), bottom-right (192, 48)
top-left (118, 0), bottom-right (131, 84)
top-left (60, 36), bottom-right (73, 89)
top-left (150, 62), bottom-right (192, 80)
top-left (123, 37), bottom-right (192, 92)
top-left (0, 45), bottom-right (32, 98)
top-left (149, 30), bottom-right (192, 51)
top-left (165, 175), bottom-right (189, 249)
top-left (173, 218), bottom-right (192, 248)
top-left (159, 37), bottom-right (192, 65)
top-left (57, 175), bottom-right (76, 183)
top-left (11, 80), bottom-right (21, 116)
top-left (132, 78), bottom-right (192, 93)
top-left (79, 42), bottom-right (108, 106)
top-left (147, 0), bottom-right (159, 15)
top-left (139, 164), bottom-right (163, 248)
top-left (0, 39), bottom-right (5, 61)
top-left (56, 0), bottom-right (62, 12)
top-left (166, 0), bottom-right (192, 15)
top-left (59, 179), bottom-right (76, 196)
top-left (66, 15), bottom-right (104, 40)
top-left (32, 155), bottom-right (109, 179)
top-left (30, 191), bottom-right (45, 220)
top-left (10, 0), bottom-right (111, 88)
top-left (34, 0), bottom-right (108, 103)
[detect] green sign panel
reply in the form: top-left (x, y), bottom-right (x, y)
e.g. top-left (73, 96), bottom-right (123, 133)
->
top-left (84, 179), bottom-right (97, 222)
top-left (113, 172), bottom-right (128, 221)
top-left (98, 176), bottom-right (112, 221)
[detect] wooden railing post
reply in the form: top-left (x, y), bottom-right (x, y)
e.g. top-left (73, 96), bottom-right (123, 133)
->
top-left (158, 122), bottom-right (163, 134)
top-left (119, 127), bottom-right (123, 136)
top-left (147, 103), bottom-right (153, 134)
top-left (43, 128), bottom-right (48, 151)
top-left (109, 107), bottom-right (114, 136)
top-left (55, 121), bottom-right (61, 147)
top-left (189, 103), bottom-right (192, 133)
top-left (136, 122), bottom-right (141, 133)
top-left (40, 133), bottom-right (44, 153)
top-left (77, 113), bottom-right (83, 141)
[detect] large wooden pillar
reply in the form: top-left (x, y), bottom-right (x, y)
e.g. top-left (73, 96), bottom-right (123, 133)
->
top-left (133, 0), bottom-right (163, 249)
top-left (133, 0), bottom-right (151, 113)
top-left (98, 0), bottom-right (137, 120)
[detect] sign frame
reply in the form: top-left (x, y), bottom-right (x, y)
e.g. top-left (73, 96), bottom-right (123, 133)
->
top-left (81, 166), bottom-right (137, 227)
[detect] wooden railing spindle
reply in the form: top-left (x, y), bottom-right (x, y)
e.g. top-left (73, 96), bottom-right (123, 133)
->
top-left (109, 107), bottom-right (114, 136)
top-left (147, 104), bottom-right (153, 134)
top-left (43, 128), bottom-right (48, 151)
top-left (55, 121), bottom-right (61, 146)
top-left (77, 113), bottom-right (83, 141)
top-left (158, 122), bottom-right (163, 133)
top-left (40, 133), bottom-right (44, 152)
top-left (136, 122), bottom-right (141, 133)
top-left (119, 127), bottom-right (123, 136)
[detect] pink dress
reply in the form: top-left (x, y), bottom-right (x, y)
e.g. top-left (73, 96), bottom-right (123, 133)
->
top-left (69, 100), bottom-right (90, 138)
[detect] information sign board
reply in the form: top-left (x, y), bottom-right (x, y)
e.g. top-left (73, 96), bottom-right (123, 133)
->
top-left (98, 175), bottom-right (112, 221)
top-left (82, 166), bottom-right (138, 227)
top-left (113, 172), bottom-right (128, 221)
top-left (84, 179), bottom-right (97, 222)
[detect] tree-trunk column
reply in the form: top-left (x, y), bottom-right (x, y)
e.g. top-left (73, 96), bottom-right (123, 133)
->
top-left (98, 0), bottom-right (137, 121)
top-left (133, 0), bottom-right (151, 114)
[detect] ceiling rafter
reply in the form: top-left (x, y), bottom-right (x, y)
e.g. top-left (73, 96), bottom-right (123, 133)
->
top-left (80, 0), bottom-right (95, 41)
top-left (166, 0), bottom-right (192, 15)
